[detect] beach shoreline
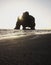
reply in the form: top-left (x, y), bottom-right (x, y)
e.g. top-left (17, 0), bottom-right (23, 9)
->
top-left (0, 33), bottom-right (51, 65)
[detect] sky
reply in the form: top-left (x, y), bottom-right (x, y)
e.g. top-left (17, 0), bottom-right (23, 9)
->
top-left (0, 0), bottom-right (51, 29)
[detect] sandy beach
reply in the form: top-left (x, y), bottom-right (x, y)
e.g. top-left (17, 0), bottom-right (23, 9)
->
top-left (0, 33), bottom-right (51, 65)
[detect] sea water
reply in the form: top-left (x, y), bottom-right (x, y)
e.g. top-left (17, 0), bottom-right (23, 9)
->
top-left (0, 29), bottom-right (51, 40)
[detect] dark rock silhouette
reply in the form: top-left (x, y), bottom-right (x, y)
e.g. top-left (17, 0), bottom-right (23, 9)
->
top-left (15, 11), bottom-right (36, 30)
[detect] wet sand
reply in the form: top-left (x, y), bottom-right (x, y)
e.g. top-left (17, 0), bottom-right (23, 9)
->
top-left (0, 33), bottom-right (51, 65)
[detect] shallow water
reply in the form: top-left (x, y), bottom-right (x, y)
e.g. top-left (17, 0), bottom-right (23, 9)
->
top-left (0, 29), bottom-right (51, 40)
top-left (0, 29), bottom-right (51, 65)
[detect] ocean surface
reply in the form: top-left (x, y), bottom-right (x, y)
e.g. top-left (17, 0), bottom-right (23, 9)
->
top-left (0, 29), bottom-right (51, 40)
top-left (0, 29), bottom-right (51, 65)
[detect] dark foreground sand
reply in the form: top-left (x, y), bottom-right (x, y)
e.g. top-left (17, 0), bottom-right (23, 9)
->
top-left (0, 33), bottom-right (51, 65)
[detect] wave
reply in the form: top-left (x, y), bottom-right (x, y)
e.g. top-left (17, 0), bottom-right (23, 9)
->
top-left (0, 29), bottom-right (51, 40)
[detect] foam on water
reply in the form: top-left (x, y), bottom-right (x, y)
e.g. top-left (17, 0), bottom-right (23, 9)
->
top-left (0, 29), bottom-right (51, 40)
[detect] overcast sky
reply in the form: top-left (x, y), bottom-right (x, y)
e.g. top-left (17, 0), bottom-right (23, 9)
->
top-left (0, 0), bottom-right (51, 29)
